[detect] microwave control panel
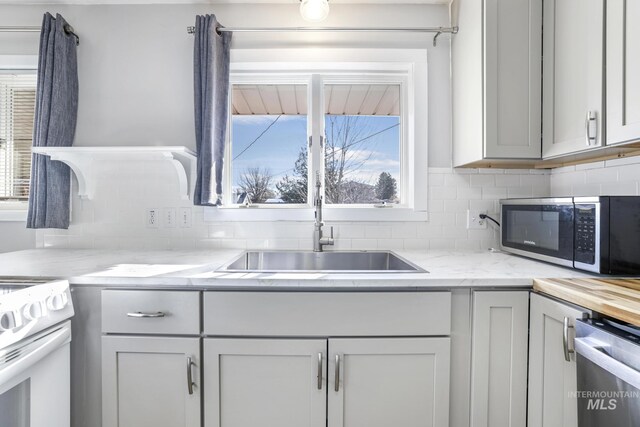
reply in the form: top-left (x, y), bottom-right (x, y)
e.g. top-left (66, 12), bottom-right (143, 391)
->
top-left (575, 204), bottom-right (597, 265)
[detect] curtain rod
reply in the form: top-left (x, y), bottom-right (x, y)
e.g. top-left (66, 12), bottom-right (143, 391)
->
top-left (0, 25), bottom-right (80, 46)
top-left (186, 25), bottom-right (458, 47)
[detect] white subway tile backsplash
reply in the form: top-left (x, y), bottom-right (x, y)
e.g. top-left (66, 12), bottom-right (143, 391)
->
top-left (470, 174), bottom-right (495, 187)
top-left (456, 186), bottom-right (482, 200)
top-left (37, 163), bottom-right (557, 252)
top-left (585, 167), bottom-right (618, 184)
top-left (550, 158), bottom-right (640, 198)
top-left (495, 174), bottom-right (520, 187)
top-left (429, 186), bottom-right (458, 200)
top-left (444, 199), bottom-right (470, 213)
top-left (428, 173), bottom-right (445, 186)
top-left (482, 187), bottom-right (507, 200)
top-left (599, 181), bottom-right (638, 196)
top-left (365, 225), bottom-right (392, 239)
top-left (428, 238), bottom-right (456, 250)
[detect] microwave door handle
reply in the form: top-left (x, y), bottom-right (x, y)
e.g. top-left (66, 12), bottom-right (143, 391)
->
top-left (574, 337), bottom-right (640, 390)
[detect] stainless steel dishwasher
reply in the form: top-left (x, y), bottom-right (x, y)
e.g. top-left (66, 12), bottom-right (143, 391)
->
top-left (575, 318), bottom-right (640, 427)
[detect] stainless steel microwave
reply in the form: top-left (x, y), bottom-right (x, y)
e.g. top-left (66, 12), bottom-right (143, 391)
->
top-left (500, 196), bottom-right (640, 274)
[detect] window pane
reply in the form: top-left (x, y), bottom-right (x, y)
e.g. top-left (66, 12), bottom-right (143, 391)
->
top-left (324, 84), bottom-right (401, 205)
top-left (0, 74), bottom-right (36, 201)
top-left (231, 84), bottom-right (308, 204)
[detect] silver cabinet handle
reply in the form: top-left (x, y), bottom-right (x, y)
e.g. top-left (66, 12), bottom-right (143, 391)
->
top-left (585, 110), bottom-right (597, 146)
top-left (126, 311), bottom-right (166, 318)
top-left (187, 356), bottom-right (195, 395)
top-left (317, 353), bottom-right (323, 390)
top-left (563, 317), bottom-right (575, 362)
top-left (334, 354), bottom-right (340, 392)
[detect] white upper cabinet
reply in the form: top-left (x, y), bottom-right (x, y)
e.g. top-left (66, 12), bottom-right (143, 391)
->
top-left (606, 0), bottom-right (640, 146)
top-left (542, 0), bottom-right (605, 158)
top-left (452, 0), bottom-right (542, 167)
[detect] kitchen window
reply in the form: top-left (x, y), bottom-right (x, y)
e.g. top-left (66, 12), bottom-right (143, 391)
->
top-left (228, 76), bottom-right (403, 207)
top-left (208, 49), bottom-right (428, 222)
top-left (0, 72), bottom-right (36, 217)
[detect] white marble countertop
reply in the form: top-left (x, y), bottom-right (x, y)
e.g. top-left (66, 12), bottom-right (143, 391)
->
top-left (0, 248), bottom-right (594, 290)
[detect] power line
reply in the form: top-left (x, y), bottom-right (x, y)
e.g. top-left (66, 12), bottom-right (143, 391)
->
top-left (326, 122), bottom-right (400, 155)
top-left (232, 114), bottom-right (282, 161)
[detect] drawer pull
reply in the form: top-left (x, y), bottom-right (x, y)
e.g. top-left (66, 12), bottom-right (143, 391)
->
top-left (126, 311), bottom-right (166, 318)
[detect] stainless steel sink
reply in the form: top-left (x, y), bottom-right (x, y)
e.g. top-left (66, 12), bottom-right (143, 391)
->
top-left (219, 251), bottom-right (426, 273)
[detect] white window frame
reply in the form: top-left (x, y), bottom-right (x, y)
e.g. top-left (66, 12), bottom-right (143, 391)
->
top-left (0, 55), bottom-right (38, 222)
top-left (204, 48), bottom-right (428, 222)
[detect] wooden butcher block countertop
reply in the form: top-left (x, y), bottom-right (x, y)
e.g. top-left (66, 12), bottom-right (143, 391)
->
top-left (533, 278), bottom-right (640, 326)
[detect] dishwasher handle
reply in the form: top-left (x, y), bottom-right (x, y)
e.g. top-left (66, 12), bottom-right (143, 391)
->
top-left (575, 337), bottom-right (640, 390)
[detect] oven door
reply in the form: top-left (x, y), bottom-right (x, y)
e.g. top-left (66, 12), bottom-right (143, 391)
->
top-left (500, 198), bottom-right (575, 267)
top-left (0, 322), bottom-right (71, 427)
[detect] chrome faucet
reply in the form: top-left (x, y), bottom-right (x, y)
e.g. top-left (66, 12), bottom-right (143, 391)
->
top-left (313, 172), bottom-right (334, 252)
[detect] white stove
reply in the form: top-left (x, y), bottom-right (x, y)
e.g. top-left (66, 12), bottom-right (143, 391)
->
top-left (0, 280), bottom-right (74, 427)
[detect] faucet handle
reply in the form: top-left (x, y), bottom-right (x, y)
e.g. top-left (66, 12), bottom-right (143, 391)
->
top-left (329, 226), bottom-right (334, 239)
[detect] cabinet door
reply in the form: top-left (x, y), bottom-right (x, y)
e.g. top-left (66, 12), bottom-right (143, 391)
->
top-left (542, 0), bottom-right (604, 158)
top-left (327, 338), bottom-right (450, 427)
top-left (484, 0), bottom-right (542, 159)
top-left (528, 293), bottom-right (589, 427)
top-left (470, 291), bottom-right (529, 427)
top-left (204, 338), bottom-right (326, 427)
top-left (102, 336), bottom-right (200, 427)
top-left (607, 0), bottom-right (640, 145)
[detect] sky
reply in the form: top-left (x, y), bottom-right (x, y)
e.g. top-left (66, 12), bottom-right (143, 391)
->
top-left (231, 114), bottom-right (401, 196)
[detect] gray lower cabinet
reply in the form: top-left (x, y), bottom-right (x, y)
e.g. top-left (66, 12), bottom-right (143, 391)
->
top-left (470, 291), bottom-right (529, 427)
top-left (102, 335), bottom-right (201, 427)
top-left (528, 293), bottom-right (589, 427)
top-left (203, 337), bottom-right (451, 427)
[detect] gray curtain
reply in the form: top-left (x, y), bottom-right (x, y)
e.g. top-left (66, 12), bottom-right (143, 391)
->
top-left (193, 14), bottom-right (232, 206)
top-left (27, 13), bottom-right (78, 229)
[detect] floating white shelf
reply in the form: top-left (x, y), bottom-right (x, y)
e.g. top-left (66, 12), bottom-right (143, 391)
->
top-left (31, 146), bottom-right (197, 201)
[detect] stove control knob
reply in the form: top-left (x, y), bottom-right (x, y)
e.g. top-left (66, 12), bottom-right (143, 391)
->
top-left (0, 311), bottom-right (17, 331)
top-left (23, 301), bottom-right (44, 321)
top-left (47, 293), bottom-right (68, 311)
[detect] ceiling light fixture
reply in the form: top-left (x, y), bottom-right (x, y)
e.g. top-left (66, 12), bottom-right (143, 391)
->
top-left (299, 0), bottom-right (330, 23)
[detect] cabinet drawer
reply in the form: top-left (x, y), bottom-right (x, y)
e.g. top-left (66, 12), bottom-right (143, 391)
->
top-left (102, 290), bottom-right (200, 335)
top-left (204, 292), bottom-right (451, 337)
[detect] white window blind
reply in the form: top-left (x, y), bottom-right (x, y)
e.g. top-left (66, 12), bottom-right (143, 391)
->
top-left (0, 74), bottom-right (36, 201)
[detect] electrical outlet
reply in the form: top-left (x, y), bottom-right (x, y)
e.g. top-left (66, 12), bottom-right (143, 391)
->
top-left (179, 207), bottom-right (192, 228)
top-left (163, 208), bottom-right (177, 228)
top-left (146, 208), bottom-right (160, 228)
top-left (467, 210), bottom-right (487, 230)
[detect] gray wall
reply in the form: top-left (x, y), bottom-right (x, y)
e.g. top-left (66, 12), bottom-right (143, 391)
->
top-left (0, 3), bottom-right (452, 166)
top-left (0, 2), bottom-right (453, 250)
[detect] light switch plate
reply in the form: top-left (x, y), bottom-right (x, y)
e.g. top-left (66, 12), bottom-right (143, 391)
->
top-left (179, 207), bottom-right (192, 228)
top-left (163, 208), bottom-right (177, 228)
